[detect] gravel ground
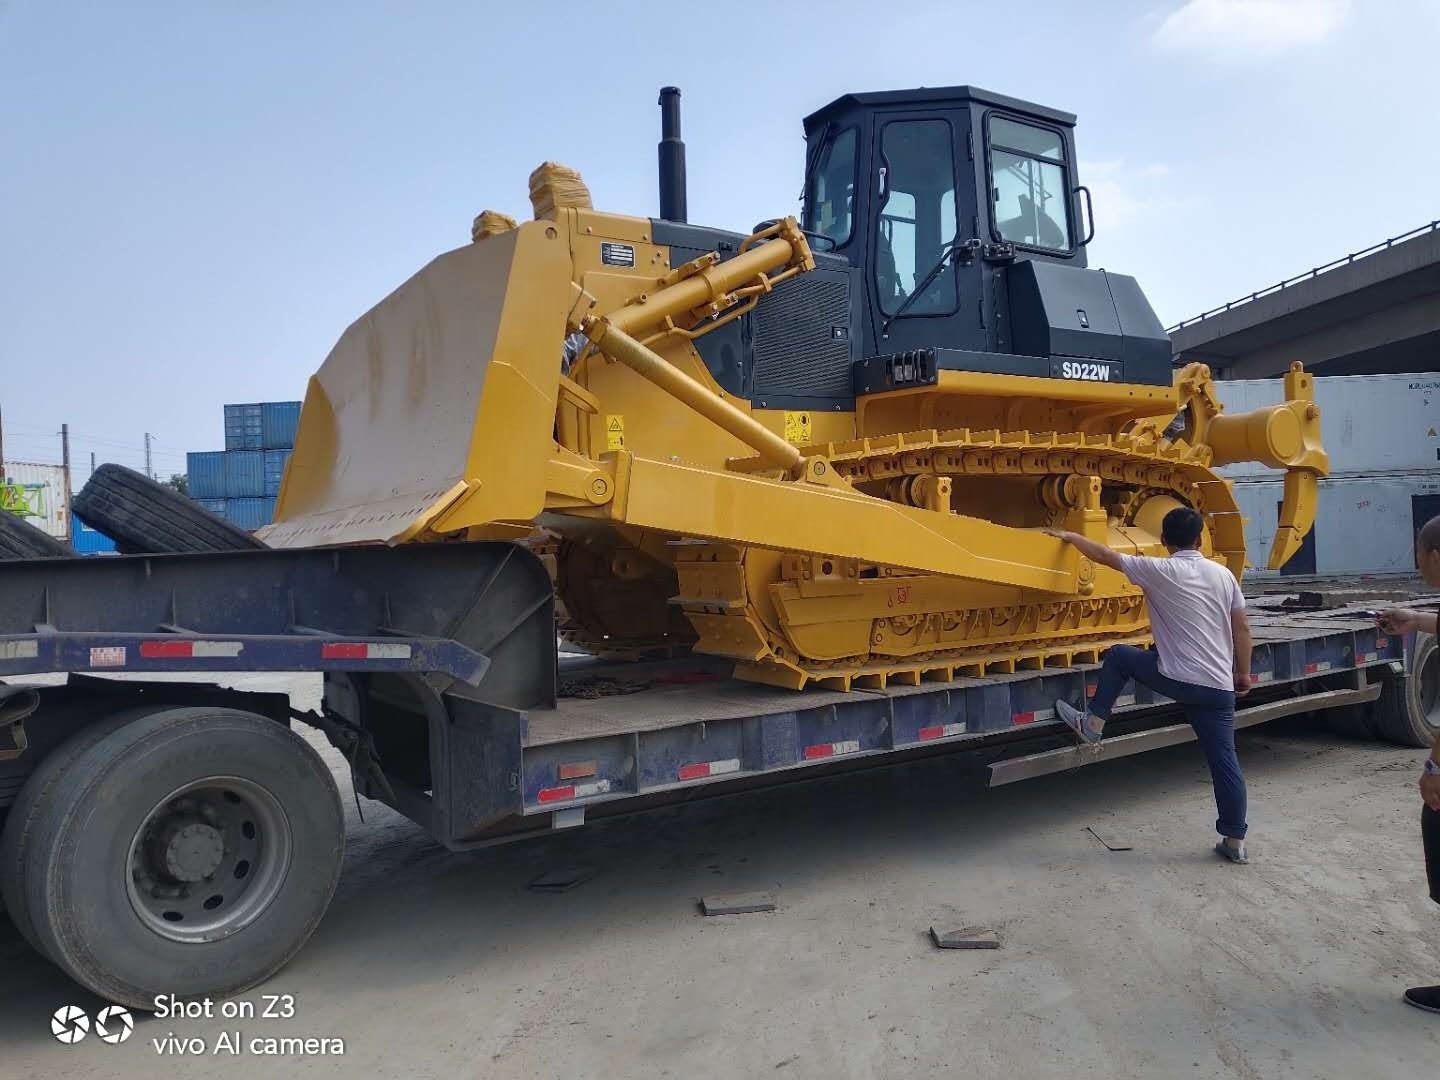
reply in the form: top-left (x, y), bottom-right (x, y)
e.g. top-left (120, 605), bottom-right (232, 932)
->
top-left (3, 673), bottom-right (1440, 1078)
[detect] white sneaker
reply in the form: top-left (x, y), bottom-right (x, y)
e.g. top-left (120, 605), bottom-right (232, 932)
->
top-left (1054, 699), bottom-right (1103, 744)
top-left (1214, 840), bottom-right (1248, 864)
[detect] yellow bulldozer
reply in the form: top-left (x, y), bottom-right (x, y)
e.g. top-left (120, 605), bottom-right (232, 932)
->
top-left (261, 85), bottom-right (1326, 692)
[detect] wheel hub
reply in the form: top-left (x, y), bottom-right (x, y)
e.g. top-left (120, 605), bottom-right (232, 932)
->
top-left (126, 777), bottom-right (292, 944)
top-left (158, 821), bottom-right (225, 883)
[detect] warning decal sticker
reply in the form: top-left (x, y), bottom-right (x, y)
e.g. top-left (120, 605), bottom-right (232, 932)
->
top-left (783, 411), bottom-right (812, 444)
top-left (605, 415), bottom-right (625, 452)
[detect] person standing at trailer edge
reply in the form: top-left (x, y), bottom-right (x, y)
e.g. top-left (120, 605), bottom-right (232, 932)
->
top-left (1378, 514), bottom-right (1440, 1014)
top-left (1047, 507), bottom-right (1254, 863)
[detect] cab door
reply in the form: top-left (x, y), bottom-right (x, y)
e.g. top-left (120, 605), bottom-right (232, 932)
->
top-left (864, 110), bottom-right (977, 357)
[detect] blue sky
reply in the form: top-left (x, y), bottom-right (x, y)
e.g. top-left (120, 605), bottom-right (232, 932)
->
top-left (2, 0), bottom-right (1436, 480)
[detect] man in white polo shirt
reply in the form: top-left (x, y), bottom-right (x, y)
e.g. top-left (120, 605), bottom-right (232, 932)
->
top-left (1048, 506), bottom-right (1255, 864)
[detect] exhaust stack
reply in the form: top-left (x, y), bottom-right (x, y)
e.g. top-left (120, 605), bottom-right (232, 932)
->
top-left (658, 86), bottom-right (687, 223)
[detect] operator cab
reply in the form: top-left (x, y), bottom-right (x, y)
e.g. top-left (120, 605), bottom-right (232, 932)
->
top-left (802, 86), bottom-right (1172, 389)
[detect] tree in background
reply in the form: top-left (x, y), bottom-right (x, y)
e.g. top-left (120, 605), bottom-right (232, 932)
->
top-left (161, 474), bottom-right (188, 496)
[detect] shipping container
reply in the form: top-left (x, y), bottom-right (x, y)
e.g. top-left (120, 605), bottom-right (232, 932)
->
top-left (225, 496), bottom-right (276, 530)
top-left (1216, 372), bottom-right (1440, 478)
top-left (186, 451), bottom-right (227, 498)
top-left (263, 449), bottom-right (290, 496)
top-left (193, 497), bottom-right (228, 515)
top-left (261, 401), bottom-right (302, 449)
top-left (1, 460), bottom-right (69, 539)
top-left (223, 403), bottom-right (265, 450)
top-left (223, 450), bottom-right (266, 497)
top-left (1235, 471), bottom-right (1440, 577)
top-left (70, 512), bottom-right (117, 554)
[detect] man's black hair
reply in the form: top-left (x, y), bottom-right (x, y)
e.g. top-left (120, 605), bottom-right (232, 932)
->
top-left (1162, 506), bottom-right (1205, 550)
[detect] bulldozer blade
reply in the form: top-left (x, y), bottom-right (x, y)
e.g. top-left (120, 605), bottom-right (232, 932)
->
top-left (260, 221), bottom-right (574, 548)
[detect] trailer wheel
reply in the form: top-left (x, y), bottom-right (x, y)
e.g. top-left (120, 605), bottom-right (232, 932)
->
top-left (0, 510), bottom-right (72, 559)
top-left (1325, 705), bottom-right (1379, 740)
top-left (1374, 633), bottom-right (1439, 749)
top-left (22, 706), bottom-right (344, 1007)
top-left (73, 464), bottom-right (265, 554)
top-left (0, 710), bottom-right (154, 953)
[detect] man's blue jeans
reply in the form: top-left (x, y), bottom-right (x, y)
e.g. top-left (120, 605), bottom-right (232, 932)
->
top-left (1090, 644), bottom-right (1247, 840)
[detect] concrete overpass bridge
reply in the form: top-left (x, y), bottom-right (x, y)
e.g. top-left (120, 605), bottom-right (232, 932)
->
top-left (1168, 220), bottom-right (1440, 379)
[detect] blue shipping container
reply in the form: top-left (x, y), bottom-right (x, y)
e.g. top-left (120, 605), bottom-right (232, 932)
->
top-left (223, 450), bottom-right (265, 497)
top-left (263, 449), bottom-right (290, 496)
top-left (224, 404), bottom-right (264, 450)
top-left (70, 512), bottom-right (117, 554)
top-left (261, 401), bottom-right (302, 449)
top-left (194, 497), bottom-right (227, 515)
top-left (187, 451), bottom-right (227, 498)
top-left (225, 497), bottom-right (275, 531)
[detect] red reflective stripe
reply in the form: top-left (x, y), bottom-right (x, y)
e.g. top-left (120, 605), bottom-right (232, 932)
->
top-left (917, 726), bottom-right (944, 741)
top-left (678, 763), bottom-right (709, 780)
top-left (140, 641), bottom-right (192, 658)
top-left (804, 740), bottom-right (859, 759)
top-left (323, 643), bottom-right (369, 659)
top-left (1305, 663), bottom-right (1318, 674)
top-left (1012, 711), bottom-right (1037, 725)
top-left (537, 785), bottom-right (575, 804)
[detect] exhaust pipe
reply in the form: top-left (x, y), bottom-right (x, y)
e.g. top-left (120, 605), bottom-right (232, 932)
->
top-left (658, 86), bottom-right (687, 223)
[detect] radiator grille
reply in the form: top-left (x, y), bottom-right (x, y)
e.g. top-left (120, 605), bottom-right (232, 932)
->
top-left (752, 273), bottom-right (852, 399)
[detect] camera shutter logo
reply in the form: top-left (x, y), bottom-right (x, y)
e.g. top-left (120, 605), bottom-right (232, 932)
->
top-left (96, 1004), bottom-right (134, 1044)
top-left (51, 1005), bottom-right (89, 1044)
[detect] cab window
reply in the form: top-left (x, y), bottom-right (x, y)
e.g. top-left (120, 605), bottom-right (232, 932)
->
top-left (988, 116), bottom-right (1071, 252)
top-left (875, 119), bottom-right (957, 317)
top-left (803, 127), bottom-right (857, 246)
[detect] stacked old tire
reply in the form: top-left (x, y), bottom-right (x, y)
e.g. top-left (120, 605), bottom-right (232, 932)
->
top-left (0, 510), bottom-right (72, 559)
top-left (73, 464), bottom-right (264, 555)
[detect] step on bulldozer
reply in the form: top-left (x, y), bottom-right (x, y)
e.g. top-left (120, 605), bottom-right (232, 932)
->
top-left (261, 85), bottom-right (1326, 691)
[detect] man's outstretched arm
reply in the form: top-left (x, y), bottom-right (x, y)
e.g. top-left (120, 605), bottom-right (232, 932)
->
top-left (1047, 528), bottom-right (1125, 572)
top-left (1379, 608), bottom-right (1439, 636)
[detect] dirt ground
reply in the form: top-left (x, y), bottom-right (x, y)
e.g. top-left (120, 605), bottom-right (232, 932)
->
top-left (4, 673), bottom-right (1440, 1079)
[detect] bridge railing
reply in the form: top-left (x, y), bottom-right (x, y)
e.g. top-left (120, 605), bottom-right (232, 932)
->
top-left (1166, 219), bottom-right (1440, 334)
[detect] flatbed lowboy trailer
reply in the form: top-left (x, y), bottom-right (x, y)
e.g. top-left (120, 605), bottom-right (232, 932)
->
top-left (0, 543), bottom-right (1434, 1008)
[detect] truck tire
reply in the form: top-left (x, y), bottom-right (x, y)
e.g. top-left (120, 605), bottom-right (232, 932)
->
top-left (73, 464), bottom-right (265, 554)
top-left (1325, 704), bottom-right (1379, 740)
top-left (1374, 633), bottom-right (1439, 748)
top-left (0, 510), bottom-right (71, 559)
top-left (0, 710), bottom-right (155, 952)
top-left (22, 706), bottom-right (344, 1007)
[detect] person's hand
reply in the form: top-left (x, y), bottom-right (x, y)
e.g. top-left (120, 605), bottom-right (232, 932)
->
top-left (1379, 608), bottom-right (1423, 634)
top-left (1420, 769), bottom-right (1440, 812)
top-left (1044, 528), bottom-right (1071, 542)
top-left (1234, 672), bottom-right (1254, 697)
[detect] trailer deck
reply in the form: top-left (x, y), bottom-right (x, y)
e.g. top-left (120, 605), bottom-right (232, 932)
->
top-left (0, 541), bottom-right (1433, 1011)
top-left (508, 600), bottom-right (1423, 819)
